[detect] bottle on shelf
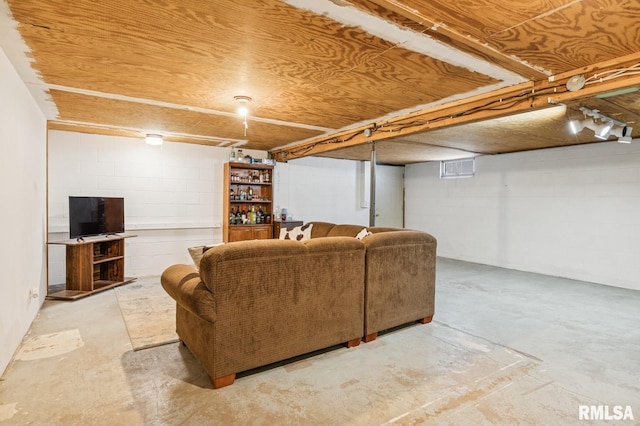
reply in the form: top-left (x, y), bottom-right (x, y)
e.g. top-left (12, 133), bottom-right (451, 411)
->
top-left (241, 207), bottom-right (247, 224)
top-left (229, 207), bottom-right (236, 225)
top-left (248, 186), bottom-right (253, 200)
top-left (230, 147), bottom-right (236, 162)
top-left (257, 206), bottom-right (264, 224)
top-left (249, 205), bottom-right (257, 224)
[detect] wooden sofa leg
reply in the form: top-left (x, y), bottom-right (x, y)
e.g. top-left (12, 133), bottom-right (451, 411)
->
top-left (212, 373), bottom-right (236, 389)
top-left (418, 315), bottom-right (433, 324)
top-left (363, 332), bottom-right (378, 343)
top-left (345, 338), bottom-right (361, 348)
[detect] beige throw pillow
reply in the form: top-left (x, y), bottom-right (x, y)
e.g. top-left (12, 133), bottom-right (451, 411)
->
top-left (188, 243), bottom-right (223, 269)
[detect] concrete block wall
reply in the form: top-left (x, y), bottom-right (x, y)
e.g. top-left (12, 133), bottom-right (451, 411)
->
top-left (47, 131), bottom-right (260, 282)
top-left (405, 141), bottom-right (640, 291)
top-left (278, 156), bottom-right (371, 225)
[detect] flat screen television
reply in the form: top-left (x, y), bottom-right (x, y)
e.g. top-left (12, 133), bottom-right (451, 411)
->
top-left (69, 196), bottom-right (125, 239)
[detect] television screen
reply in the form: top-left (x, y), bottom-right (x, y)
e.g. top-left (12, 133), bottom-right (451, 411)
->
top-left (69, 196), bottom-right (124, 239)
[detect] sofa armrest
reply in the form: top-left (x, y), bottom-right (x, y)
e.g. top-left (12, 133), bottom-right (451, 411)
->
top-left (161, 264), bottom-right (217, 323)
top-left (362, 230), bottom-right (437, 334)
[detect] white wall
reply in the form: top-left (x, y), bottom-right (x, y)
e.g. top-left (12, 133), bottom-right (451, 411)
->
top-left (0, 47), bottom-right (47, 375)
top-left (276, 156), bottom-right (371, 225)
top-left (406, 142), bottom-right (640, 290)
top-left (47, 131), bottom-right (266, 282)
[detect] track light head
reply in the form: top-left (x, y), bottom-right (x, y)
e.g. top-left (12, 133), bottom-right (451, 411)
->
top-left (610, 125), bottom-right (634, 143)
top-left (594, 121), bottom-right (613, 139)
top-left (569, 118), bottom-right (591, 134)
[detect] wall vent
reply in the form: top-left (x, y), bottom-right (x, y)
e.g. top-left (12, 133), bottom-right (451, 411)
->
top-left (440, 158), bottom-right (475, 179)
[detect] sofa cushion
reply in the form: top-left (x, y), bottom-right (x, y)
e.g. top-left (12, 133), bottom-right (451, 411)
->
top-left (306, 221), bottom-right (336, 238)
top-left (279, 223), bottom-right (313, 241)
top-left (326, 224), bottom-right (368, 238)
top-left (303, 236), bottom-right (364, 253)
top-left (188, 244), bottom-right (223, 269)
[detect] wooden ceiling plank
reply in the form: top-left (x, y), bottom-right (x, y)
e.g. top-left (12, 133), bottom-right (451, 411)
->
top-left (364, 0), bottom-right (548, 80)
top-left (485, 0), bottom-right (640, 75)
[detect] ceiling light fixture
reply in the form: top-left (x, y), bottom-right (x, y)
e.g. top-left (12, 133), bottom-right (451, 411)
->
top-left (145, 134), bottom-right (163, 146)
top-left (234, 95), bottom-right (252, 137)
top-left (568, 107), bottom-right (632, 143)
top-left (566, 74), bottom-right (586, 92)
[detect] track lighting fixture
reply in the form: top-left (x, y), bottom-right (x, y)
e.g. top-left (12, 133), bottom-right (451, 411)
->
top-left (569, 107), bottom-right (633, 143)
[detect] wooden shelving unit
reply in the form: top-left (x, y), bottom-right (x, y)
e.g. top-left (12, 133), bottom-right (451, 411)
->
top-left (47, 234), bottom-right (136, 300)
top-left (223, 161), bottom-right (274, 242)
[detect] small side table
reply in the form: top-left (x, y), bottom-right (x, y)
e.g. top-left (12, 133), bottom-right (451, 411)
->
top-left (273, 220), bottom-right (303, 239)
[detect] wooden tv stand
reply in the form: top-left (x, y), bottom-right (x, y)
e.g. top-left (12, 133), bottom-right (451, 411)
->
top-left (47, 234), bottom-right (136, 300)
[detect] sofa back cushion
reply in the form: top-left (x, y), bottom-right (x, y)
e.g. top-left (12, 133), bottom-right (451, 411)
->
top-left (327, 224), bottom-right (369, 238)
top-left (198, 237), bottom-right (366, 294)
top-left (307, 221), bottom-right (409, 239)
top-left (307, 221), bottom-right (336, 238)
top-left (369, 226), bottom-right (404, 234)
top-left (303, 236), bottom-right (364, 253)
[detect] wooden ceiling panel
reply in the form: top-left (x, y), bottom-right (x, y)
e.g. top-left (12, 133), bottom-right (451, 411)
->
top-left (262, 45), bottom-right (500, 128)
top-left (10, 0), bottom-right (398, 116)
top-left (393, 0), bottom-right (569, 40)
top-left (50, 90), bottom-right (324, 150)
top-left (317, 140), bottom-right (476, 164)
top-left (485, 0), bottom-right (640, 74)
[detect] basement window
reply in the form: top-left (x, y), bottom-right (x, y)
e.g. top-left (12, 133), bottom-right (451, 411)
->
top-left (440, 158), bottom-right (475, 179)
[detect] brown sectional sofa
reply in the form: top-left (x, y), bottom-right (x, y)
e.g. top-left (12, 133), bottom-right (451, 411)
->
top-left (308, 222), bottom-right (437, 342)
top-left (161, 222), bottom-right (436, 388)
top-left (161, 237), bottom-right (365, 388)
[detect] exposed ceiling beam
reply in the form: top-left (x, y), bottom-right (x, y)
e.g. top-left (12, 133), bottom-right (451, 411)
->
top-left (271, 55), bottom-right (640, 162)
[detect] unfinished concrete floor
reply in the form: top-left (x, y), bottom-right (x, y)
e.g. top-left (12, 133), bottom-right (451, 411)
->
top-left (1, 258), bottom-right (638, 425)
